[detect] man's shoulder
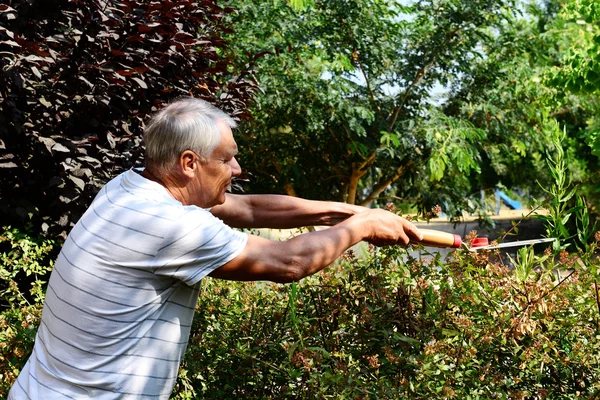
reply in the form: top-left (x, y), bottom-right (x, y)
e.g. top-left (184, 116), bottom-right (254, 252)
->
top-left (104, 169), bottom-right (180, 209)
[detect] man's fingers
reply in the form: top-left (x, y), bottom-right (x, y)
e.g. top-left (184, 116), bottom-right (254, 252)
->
top-left (409, 224), bottom-right (424, 241)
top-left (400, 219), bottom-right (423, 243)
top-left (396, 231), bottom-right (410, 246)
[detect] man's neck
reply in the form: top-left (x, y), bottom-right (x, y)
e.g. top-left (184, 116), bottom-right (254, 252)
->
top-left (142, 168), bottom-right (190, 205)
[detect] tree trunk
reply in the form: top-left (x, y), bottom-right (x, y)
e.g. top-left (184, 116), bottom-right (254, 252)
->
top-left (346, 152), bottom-right (377, 204)
top-left (360, 164), bottom-right (409, 207)
top-left (346, 172), bottom-right (360, 205)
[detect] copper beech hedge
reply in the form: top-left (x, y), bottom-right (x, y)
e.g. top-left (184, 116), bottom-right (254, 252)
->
top-left (0, 0), bottom-right (255, 237)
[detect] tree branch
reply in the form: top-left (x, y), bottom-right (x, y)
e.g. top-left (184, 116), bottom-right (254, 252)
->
top-left (353, 49), bottom-right (382, 113)
top-left (388, 24), bottom-right (467, 132)
top-left (360, 162), bottom-right (411, 207)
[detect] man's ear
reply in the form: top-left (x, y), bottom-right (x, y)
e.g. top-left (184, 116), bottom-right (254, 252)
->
top-left (179, 150), bottom-right (199, 179)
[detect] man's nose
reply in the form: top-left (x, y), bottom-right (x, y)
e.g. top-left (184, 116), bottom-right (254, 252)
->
top-left (231, 157), bottom-right (242, 176)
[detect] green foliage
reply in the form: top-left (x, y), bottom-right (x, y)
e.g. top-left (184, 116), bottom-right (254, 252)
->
top-left (545, 0), bottom-right (600, 95)
top-left (442, 7), bottom-right (558, 198)
top-left (439, 0), bottom-right (600, 221)
top-left (169, 239), bottom-right (600, 399)
top-left (0, 226), bottom-right (54, 397)
top-left (549, 0), bottom-right (600, 168)
top-left (1, 213), bottom-right (599, 398)
top-left (0, 227), bottom-right (55, 309)
top-left (534, 124), bottom-right (578, 249)
top-left (534, 0), bottom-right (600, 209)
top-left (532, 120), bottom-right (600, 264)
top-left (423, 111), bottom-right (486, 182)
top-left (220, 0), bottom-right (600, 224)
top-left (223, 0), bottom-right (527, 216)
top-left (0, 305), bottom-right (42, 397)
top-left (287, 0), bottom-right (314, 10)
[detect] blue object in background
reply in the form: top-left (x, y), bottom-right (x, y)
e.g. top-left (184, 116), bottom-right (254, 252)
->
top-left (495, 189), bottom-right (521, 214)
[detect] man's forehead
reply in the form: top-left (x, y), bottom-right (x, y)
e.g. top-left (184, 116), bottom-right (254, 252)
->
top-left (216, 123), bottom-right (238, 155)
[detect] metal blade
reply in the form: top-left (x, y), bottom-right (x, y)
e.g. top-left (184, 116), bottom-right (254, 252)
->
top-left (469, 237), bottom-right (556, 251)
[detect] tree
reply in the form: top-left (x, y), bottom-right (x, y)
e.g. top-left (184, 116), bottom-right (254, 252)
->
top-left (443, 0), bottom-right (600, 215)
top-left (0, 0), bottom-right (255, 237)
top-left (223, 0), bottom-right (543, 218)
top-left (544, 0), bottom-right (600, 188)
top-left (223, 0), bottom-right (600, 223)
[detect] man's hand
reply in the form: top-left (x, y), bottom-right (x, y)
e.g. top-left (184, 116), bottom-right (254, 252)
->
top-left (356, 209), bottom-right (423, 247)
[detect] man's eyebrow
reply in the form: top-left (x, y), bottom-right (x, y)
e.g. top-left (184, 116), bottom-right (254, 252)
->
top-left (223, 148), bottom-right (238, 160)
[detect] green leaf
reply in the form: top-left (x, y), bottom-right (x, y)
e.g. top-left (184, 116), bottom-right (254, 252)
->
top-left (393, 333), bottom-right (421, 348)
top-left (428, 155), bottom-right (446, 181)
top-left (442, 328), bottom-right (460, 337)
top-left (560, 187), bottom-right (577, 203)
top-left (560, 213), bottom-right (572, 225)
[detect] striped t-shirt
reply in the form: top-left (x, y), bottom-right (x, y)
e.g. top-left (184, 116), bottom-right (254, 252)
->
top-left (9, 169), bottom-right (248, 399)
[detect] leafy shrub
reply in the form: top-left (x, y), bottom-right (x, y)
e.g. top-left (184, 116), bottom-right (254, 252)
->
top-left (0, 227), bottom-right (55, 309)
top-left (174, 238), bottom-right (600, 399)
top-left (1, 226), bottom-right (599, 399)
top-left (0, 226), bottom-right (55, 397)
top-left (0, 0), bottom-right (255, 237)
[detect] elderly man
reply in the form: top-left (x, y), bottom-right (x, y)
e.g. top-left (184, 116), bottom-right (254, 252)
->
top-left (9, 97), bottom-right (422, 399)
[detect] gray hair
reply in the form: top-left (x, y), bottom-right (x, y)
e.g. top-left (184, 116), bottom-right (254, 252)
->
top-left (143, 97), bottom-right (237, 175)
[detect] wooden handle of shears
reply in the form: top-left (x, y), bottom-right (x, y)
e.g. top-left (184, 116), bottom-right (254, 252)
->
top-left (415, 229), bottom-right (462, 248)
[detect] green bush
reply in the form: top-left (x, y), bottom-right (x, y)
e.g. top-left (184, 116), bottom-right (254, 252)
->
top-left (173, 238), bottom-right (600, 399)
top-left (3, 222), bottom-right (599, 399)
top-left (0, 226), bottom-right (55, 397)
top-left (1, 229), bottom-right (599, 399)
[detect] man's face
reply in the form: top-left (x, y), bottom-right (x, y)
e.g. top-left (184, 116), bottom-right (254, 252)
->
top-left (191, 121), bottom-right (241, 208)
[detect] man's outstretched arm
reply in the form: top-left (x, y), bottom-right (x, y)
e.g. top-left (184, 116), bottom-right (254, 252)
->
top-left (209, 208), bottom-right (422, 283)
top-left (210, 193), bottom-right (368, 229)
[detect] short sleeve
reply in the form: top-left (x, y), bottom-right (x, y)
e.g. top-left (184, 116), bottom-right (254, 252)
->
top-left (152, 208), bottom-right (248, 285)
